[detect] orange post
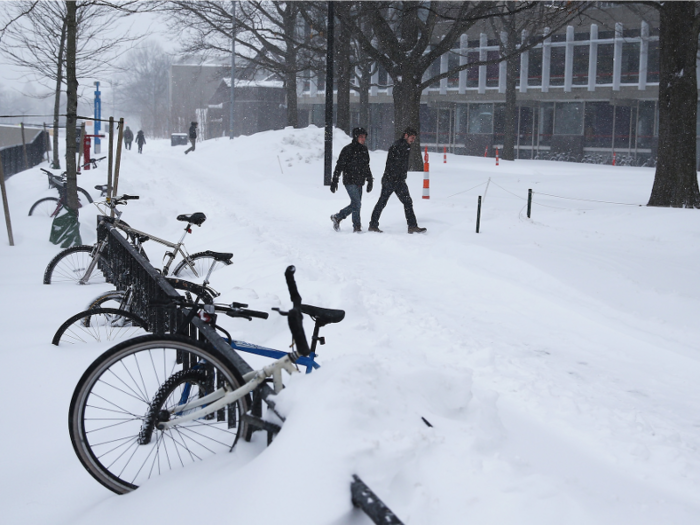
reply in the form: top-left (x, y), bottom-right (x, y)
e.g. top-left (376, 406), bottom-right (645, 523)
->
top-left (484, 146), bottom-right (488, 157)
top-left (443, 146), bottom-right (447, 163)
top-left (612, 152), bottom-right (616, 166)
top-left (496, 147), bottom-right (499, 166)
top-left (423, 148), bottom-right (430, 199)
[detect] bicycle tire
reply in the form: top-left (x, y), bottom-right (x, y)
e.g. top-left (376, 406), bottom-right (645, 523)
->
top-left (172, 251), bottom-right (232, 280)
top-left (69, 334), bottom-right (248, 494)
top-left (28, 197), bottom-right (61, 217)
top-left (52, 307), bottom-right (148, 345)
top-left (86, 290), bottom-right (127, 311)
top-left (43, 245), bottom-right (112, 285)
top-left (77, 186), bottom-right (94, 204)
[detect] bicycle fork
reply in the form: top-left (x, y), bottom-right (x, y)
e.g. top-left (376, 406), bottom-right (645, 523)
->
top-left (78, 241), bottom-right (108, 285)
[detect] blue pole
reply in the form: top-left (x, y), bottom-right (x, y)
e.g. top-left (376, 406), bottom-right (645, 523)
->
top-left (94, 81), bottom-right (102, 154)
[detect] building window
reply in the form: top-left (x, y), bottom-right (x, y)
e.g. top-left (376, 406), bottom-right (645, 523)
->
top-left (486, 51), bottom-right (500, 88)
top-left (377, 64), bottom-right (389, 88)
top-left (539, 102), bottom-right (554, 146)
top-left (494, 103), bottom-right (505, 144)
top-left (467, 51), bottom-right (480, 88)
top-left (468, 103), bottom-right (493, 134)
top-left (614, 105), bottom-right (635, 150)
top-left (550, 46), bottom-right (566, 86)
top-left (456, 105), bottom-right (469, 143)
top-left (448, 51), bottom-right (460, 88)
top-left (621, 42), bottom-right (640, 84)
top-left (637, 101), bottom-right (655, 149)
top-left (528, 47), bottom-right (543, 86)
top-left (647, 40), bottom-right (659, 83)
top-left (573, 45), bottom-right (589, 85)
top-left (554, 102), bottom-right (583, 135)
top-left (420, 105), bottom-right (438, 144)
top-left (584, 102), bottom-right (614, 148)
top-left (596, 43), bottom-right (614, 85)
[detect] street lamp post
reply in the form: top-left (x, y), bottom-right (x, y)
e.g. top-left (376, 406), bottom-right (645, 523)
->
top-left (324, 1), bottom-right (334, 186)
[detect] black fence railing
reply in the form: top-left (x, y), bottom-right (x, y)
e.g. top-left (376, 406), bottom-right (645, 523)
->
top-left (1, 129), bottom-right (49, 179)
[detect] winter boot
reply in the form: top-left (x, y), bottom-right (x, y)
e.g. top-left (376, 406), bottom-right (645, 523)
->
top-left (331, 214), bottom-right (341, 232)
top-left (368, 225), bottom-right (383, 233)
top-left (407, 226), bottom-right (427, 234)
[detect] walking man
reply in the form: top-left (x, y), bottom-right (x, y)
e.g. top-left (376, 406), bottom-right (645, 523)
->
top-left (330, 127), bottom-right (374, 233)
top-left (368, 127), bottom-right (427, 234)
top-left (135, 130), bottom-right (146, 154)
top-left (184, 121), bottom-right (198, 154)
top-left (123, 126), bottom-right (133, 150)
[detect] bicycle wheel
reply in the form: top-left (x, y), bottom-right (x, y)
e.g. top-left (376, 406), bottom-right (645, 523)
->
top-left (28, 197), bottom-right (60, 217)
top-left (86, 290), bottom-right (127, 311)
top-left (77, 186), bottom-right (94, 204)
top-left (173, 252), bottom-right (232, 280)
top-left (69, 334), bottom-right (248, 494)
top-left (43, 245), bottom-right (112, 285)
top-left (52, 308), bottom-right (148, 345)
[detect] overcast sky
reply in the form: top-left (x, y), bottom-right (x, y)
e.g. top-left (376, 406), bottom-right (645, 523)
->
top-left (0, 4), bottom-right (178, 121)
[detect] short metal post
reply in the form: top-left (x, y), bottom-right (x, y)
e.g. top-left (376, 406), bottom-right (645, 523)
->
top-left (476, 195), bottom-right (482, 233)
top-left (0, 159), bottom-right (15, 246)
top-left (527, 188), bottom-right (532, 218)
top-left (351, 475), bottom-right (404, 524)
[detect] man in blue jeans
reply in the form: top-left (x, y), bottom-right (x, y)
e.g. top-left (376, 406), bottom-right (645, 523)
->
top-left (330, 127), bottom-right (374, 233)
top-left (368, 127), bottom-right (427, 234)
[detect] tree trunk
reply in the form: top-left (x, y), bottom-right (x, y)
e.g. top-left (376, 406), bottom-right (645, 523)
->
top-left (648, 2), bottom-right (700, 208)
top-left (64, 0), bottom-right (79, 211)
top-left (392, 78), bottom-right (423, 171)
top-left (52, 19), bottom-right (67, 170)
top-left (335, 3), bottom-right (351, 134)
top-left (284, 68), bottom-right (298, 128)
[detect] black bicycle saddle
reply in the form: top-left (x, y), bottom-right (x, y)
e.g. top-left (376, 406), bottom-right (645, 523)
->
top-left (177, 212), bottom-right (206, 226)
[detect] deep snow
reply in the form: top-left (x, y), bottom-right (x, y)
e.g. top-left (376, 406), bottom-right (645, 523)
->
top-left (1, 126), bottom-right (699, 524)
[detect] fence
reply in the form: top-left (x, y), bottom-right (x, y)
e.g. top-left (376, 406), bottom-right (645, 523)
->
top-left (0, 128), bottom-right (49, 180)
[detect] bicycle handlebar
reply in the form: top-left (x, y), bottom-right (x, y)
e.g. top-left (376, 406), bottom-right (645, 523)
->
top-left (283, 266), bottom-right (310, 357)
top-left (224, 306), bottom-right (269, 320)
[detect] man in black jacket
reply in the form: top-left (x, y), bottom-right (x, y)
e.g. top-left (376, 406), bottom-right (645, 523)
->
top-left (330, 127), bottom-right (374, 233)
top-left (184, 122), bottom-right (198, 154)
top-left (368, 127), bottom-right (427, 234)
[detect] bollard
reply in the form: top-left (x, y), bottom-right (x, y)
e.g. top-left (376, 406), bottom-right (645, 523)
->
top-left (476, 195), bottom-right (482, 233)
top-left (527, 188), bottom-right (532, 218)
top-left (443, 146), bottom-right (447, 163)
top-left (423, 148), bottom-right (430, 199)
top-left (495, 147), bottom-right (499, 166)
top-left (484, 146), bottom-right (488, 157)
top-left (612, 152), bottom-right (616, 166)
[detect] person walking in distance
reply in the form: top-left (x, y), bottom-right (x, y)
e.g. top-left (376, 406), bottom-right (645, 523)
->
top-left (123, 126), bottom-right (133, 150)
top-left (368, 127), bottom-right (427, 234)
top-left (330, 127), bottom-right (374, 233)
top-left (135, 130), bottom-right (146, 154)
top-left (184, 121), bottom-right (198, 154)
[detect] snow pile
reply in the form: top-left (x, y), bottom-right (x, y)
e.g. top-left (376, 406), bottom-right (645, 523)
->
top-left (1, 126), bottom-right (699, 524)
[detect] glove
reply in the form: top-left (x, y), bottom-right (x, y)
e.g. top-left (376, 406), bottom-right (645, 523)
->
top-left (330, 179), bottom-right (338, 193)
top-left (366, 178), bottom-right (373, 193)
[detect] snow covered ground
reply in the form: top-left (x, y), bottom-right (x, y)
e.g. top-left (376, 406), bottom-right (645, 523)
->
top-left (1, 126), bottom-right (699, 524)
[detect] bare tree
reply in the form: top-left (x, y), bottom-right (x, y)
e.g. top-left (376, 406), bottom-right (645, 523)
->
top-left (165, 1), bottom-right (326, 128)
top-left (0, 1), bottom-right (142, 168)
top-left (119, 41), bottom-right (173, 138)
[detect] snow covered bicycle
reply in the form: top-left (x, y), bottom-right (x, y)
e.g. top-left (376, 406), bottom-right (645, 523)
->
top-left (68, 266), bottom-right (344, 494)
top-left (43, 194), bottom-right (232, 284)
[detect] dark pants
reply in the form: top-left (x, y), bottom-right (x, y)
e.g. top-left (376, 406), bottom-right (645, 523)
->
top-left (137, 143), bottom-right (144, 154)
top-left (185, 138), bottom-right (196, 154)
top-left (336, 184), bottom-right (363, 229)
top-left (124, 141), bottom-right (131, 150)
top-left (370, 179), bottom-right (417, 229)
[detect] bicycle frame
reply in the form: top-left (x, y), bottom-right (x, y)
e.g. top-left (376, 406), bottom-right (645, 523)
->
top-left (157, 353), bottom-right (300, 430)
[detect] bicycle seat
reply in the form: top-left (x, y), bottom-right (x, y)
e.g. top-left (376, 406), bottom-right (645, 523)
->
top-left (95, 184), bottom-right (108, 192)
top-left (301, 304), bottom-right (345, 326)
top-left (197, 250), bottom-right (233, 263)
top-left (177, 212), bottom-right (206, 226)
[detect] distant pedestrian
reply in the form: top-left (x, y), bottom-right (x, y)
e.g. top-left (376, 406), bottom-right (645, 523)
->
top-left (368, 127), bottom-right (427, 234)
top-left (184, 122), bottom-right (198, 154)
top-left (123, 126), bottom-right (133, 150)
top-left (135, 130), bottom-right (146, 154)
top-left (330, 127), bottom-right (374, 233)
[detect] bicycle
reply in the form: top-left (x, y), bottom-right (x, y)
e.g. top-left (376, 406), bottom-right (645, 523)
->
top-left (68, 265), bottom-right (344, 494)
top-left (43, 194), bottom-right (233, 285)
top-left (52, 269), bottom-right (222, 345)
top-left (28, 157), bottom-right (105, 217)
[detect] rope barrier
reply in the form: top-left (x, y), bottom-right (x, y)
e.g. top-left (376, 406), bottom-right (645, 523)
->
top-left (533, 190), bottom-right (642, 207)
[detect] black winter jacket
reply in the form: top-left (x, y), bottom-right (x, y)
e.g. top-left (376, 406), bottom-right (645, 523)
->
top-left (382, 137), bottom-right (412, 183)
top-left (333, 139), bottom-right (373, 186)
top-left (189, 124), bottom-right (197, 140)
